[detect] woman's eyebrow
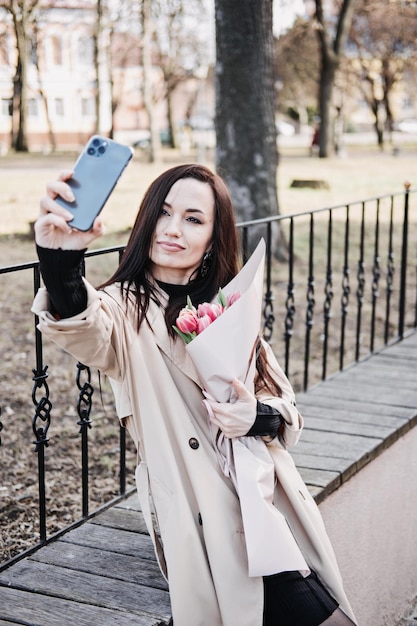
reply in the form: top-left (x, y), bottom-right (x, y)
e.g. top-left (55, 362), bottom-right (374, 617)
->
top-left (163, 201), bottom-right (205, 214)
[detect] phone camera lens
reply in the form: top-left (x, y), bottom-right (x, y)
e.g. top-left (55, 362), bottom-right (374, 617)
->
top-left (87, 147), bottom-right (95, 155)
top-left (98, 145), bottom-right (106, 154)
top-left (92, 138), bottom-right (100, 147)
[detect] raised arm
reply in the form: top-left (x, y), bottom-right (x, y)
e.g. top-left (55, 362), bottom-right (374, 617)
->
top-left (34, 170), bottom-right (105, 319)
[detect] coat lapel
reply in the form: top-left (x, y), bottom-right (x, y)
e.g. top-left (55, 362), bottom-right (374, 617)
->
top-left (146, 294), bottom-right (203, 388)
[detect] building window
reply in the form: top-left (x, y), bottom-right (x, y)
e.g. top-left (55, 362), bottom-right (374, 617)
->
top-left (28, 98), bottom-right (39, 116)
top-left (81, 97), bottom-right (95, 116)
top-left (51, 35), bottom-right (63, 65)
top-left (0, 34), bottom-right (9, 65)
top-left (402, 97), bottom-right (412, 109)
top-left (1, 98), bottom-right (12, 116)
top-left (54, 98), bottom-right (64, 116)
top-left (78, 35), bottom-right (94, 65)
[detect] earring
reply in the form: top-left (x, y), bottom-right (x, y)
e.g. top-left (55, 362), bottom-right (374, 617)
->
top-left (200, 250), bottom-right (213, 278)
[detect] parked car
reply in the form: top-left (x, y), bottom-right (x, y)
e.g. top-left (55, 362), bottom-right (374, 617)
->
top-left (397, 119), bottom-right (417, 133)
top-left (276, 120), bottom-right (295, 136)
top-left (132, 129), bottom-right (172, 150)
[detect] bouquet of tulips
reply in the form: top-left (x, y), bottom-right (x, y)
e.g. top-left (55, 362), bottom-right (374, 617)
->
top-left (173, 289), bottom-right (241, 344)
top-left (173, 239), bottom-right (265, 404)
top-left (173, 239), bottom-right (309, 577)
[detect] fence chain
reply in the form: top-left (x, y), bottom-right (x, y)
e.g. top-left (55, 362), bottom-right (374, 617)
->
top-left (263, 292), bottom-right (275, 343)
top-left (306, 275), bottom-right (316, 331)
top-left (284, 280), bottom-right (295, 340)
top-left (0, 406), bottom-right (3, 447)
top-left (76, 362), bottom-right (93, 430)
top-left (32, 366), bottom-right (51, 453)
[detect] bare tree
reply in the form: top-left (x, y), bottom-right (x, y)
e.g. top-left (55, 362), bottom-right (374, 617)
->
top-left (32, 21), bottom-right (56, 151)
top-left (92, 0), bottom-right (103, 135)
top-left (0, 0), bottom-right (41, 151)
top-left (349, 0), bottom-right (417, 148)
top-left (274, 16), bottom-right (320, 128)
top-left (151, 0), bottom-right (209, 149)
top-left (215, 0), bottom-right (286, 259)
top-left (314, 0), bottom-right (357, 157)
top-left (107, 27), bottom-right (141, 140)
top-left (141, 0), bottom-right (161, 162)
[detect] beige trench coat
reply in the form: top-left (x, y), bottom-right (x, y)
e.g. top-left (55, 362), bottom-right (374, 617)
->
top-left (32, 280), bottom-right (356, 626)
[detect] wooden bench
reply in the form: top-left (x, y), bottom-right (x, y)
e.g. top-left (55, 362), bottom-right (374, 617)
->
top-left (0, 332), bottom-right (416, 625)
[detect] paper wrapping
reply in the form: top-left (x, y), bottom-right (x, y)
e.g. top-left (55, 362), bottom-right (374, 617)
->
top-left (186, 239), bottom-right (309, 577)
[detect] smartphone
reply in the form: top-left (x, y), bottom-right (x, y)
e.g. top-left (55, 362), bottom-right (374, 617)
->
top-left (56, 135), bottom-right (134, 231)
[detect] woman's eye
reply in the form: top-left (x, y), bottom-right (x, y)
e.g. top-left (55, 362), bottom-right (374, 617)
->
top-left (160, 208), bottom-right (170, 216)
top-left (186, 216), bottom-right (202, 224)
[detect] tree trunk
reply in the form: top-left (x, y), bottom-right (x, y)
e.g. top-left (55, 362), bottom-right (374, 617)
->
top-left (93, 0), bottom-right (103, 135)
top-left (33, 25), bottom-right (55, 151)
top-left (215, 0), bottom-right (286, 259)
top-left (166, 87), bottom-right (176, 149)
top-left (142, 0), bottom-right (161, 162)
top-left (314, 0), bottom-right (356, 158)
top-left (318, 51), bottom-right (337, 157)
top-left (12, 17), bottom-right (28, 152)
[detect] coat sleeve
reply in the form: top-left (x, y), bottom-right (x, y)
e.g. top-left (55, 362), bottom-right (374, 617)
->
top-left (31, 280), bottom-right (126, 382)
top-left (255, 340), bottom-right (303, 450)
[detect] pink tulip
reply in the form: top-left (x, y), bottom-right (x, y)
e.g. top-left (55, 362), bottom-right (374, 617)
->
top-left (197, 302), bottom-right (224, 321)
top-left (176, 308), bottom-right (199, 334)
top-left (226, 291), bottom-right (241, 307)
top-left (197, 314), bottom-right (213, 334)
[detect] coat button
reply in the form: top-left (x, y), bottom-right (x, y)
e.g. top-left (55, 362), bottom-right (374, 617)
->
top-left (188, 437), bottom-right (199, 449)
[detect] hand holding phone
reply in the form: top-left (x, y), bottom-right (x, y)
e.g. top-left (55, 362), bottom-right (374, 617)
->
top-left (55, 135), bottom-right (133, 232)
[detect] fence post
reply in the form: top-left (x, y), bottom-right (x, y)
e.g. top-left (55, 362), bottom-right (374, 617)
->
top-left (31, 264), bottom-right (51, 544)
top-left (398, 182), bottom-right (410, 339)
top-left (76, 362), bottom-right (93, 518)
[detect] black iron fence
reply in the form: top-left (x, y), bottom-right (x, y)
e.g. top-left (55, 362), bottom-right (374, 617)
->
top-left (1, 186), bottom-right (416, 569)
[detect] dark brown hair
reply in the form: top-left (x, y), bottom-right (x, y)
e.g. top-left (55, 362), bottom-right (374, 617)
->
top-left (101, 163), bottom-right (239, 331)
top-left (101, 163), bottom-right (281, 397)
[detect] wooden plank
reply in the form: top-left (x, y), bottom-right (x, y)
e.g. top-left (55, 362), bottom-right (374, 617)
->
top-left (0, 587), bottom-right (168, 626)
top-left (290, 451), bottom-right (353, 474)
top-left (31, 541), bottom-right (168, 591)
top-left (0, 560), bottom-right (171, 621)
top-left (305, 384), bottom-right (417, 409)
top-left (300, 415), bottom-right (395, 439)
top-left (297, 467), bottom-right (341, 488)
top-left (333, 367), bottom-right (416, 388)
top-left (372, 349), bottom-right (417, 362)
top-left (296, 392), bottom-right (416, 418)
top-left (59, 522), bottom-right (156, 560)
top-left (116, 493), bottom-right (141, 511)
top-left (89, 507), bottom-right (149, 534)
top-left (296, 429), bottom-right (382, 459)
top-left (297, 398), bottom-right (410, 429)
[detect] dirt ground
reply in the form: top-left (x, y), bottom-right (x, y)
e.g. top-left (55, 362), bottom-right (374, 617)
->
top-left (1, 143), bottom-right (416, 564)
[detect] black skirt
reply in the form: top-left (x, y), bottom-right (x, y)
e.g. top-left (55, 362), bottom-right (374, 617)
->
top-left (263, 569), bottom-right (339, 626)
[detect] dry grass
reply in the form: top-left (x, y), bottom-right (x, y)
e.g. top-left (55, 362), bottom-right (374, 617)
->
top-left (1, 140), bottom-right (416, 238)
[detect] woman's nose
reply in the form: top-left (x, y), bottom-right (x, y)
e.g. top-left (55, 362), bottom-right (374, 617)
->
top-left (165, 215), bottom-right (182, 236)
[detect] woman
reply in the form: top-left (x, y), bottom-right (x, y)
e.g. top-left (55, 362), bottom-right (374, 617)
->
top-left (32, 163), bottom-right (357, 626)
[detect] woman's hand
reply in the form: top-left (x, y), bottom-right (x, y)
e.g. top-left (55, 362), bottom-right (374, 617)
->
top-left (204, 378), bottom-right (257, 438)
top-left (34, 170), bottom-right (104, 250)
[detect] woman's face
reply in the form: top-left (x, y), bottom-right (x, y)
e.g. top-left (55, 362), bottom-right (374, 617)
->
top-left (149, 177), bottom-right (215, 284)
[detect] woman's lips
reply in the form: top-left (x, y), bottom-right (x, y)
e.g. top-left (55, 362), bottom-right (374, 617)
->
top-left (158, 241), bottom-right (185, 252)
